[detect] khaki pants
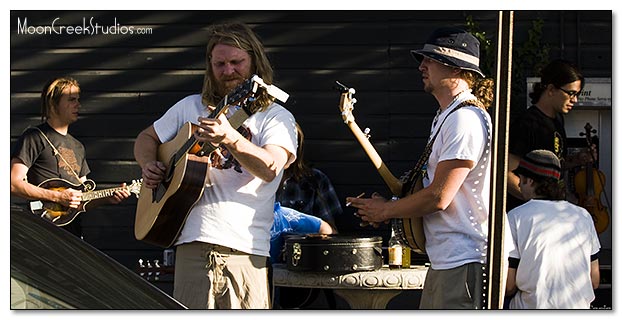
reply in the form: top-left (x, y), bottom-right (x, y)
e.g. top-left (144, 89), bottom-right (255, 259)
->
top-left (419, 262), bottom-right (484, 309)
top-left (173, 242), bottom-right (270, 309)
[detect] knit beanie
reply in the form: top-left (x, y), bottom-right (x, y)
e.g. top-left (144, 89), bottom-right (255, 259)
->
top-left (512, 149), bottom-right (561, 181)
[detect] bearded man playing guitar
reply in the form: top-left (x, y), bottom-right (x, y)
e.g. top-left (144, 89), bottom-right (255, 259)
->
top-left (347, 27), bottom-right (499, 309)
top-left (10, 76), bottom-right (132, 238)
top-left (133, 23), bottom-right (297, 309)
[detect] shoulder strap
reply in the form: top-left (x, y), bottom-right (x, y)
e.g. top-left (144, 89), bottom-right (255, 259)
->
top-left (30, 126), bottom-right (86, 187)
top-left (401, 99), bottom-right (480, 196)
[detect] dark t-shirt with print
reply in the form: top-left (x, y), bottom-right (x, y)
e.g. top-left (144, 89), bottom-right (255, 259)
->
top-left (507, 106), bottom-right (567, 210)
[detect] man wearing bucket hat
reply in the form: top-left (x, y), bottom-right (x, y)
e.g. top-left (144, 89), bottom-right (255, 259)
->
top-left (506, 149), bottom-right (600, 309)
top-left (347, 26), bottom-right (499, 309)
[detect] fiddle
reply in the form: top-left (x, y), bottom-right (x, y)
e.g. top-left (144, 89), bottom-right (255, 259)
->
top-left (574, 123), bottom-right (609, 233)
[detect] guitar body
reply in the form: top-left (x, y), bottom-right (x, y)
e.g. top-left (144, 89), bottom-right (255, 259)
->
top-left (135, 122), bottom-right (209, 248)
top-left (34, 178), bottom-right (96, 226)
top-left (393, 176), bottom-right (426, 254)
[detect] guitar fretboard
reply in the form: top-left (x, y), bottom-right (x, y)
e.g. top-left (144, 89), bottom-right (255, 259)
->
top-left (82, 187), bottom-right (126, 201)
top-left (174, 77), bottom-right (256, 163)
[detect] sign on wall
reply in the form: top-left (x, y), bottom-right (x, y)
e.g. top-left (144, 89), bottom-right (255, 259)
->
top-left (526, 77), bottom-right (612, 108)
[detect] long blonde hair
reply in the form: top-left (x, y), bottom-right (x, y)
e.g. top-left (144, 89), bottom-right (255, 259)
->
top-left (461, 70), bottom-right (495, 110)
top-left (201, 23), bottom-right (275, 113)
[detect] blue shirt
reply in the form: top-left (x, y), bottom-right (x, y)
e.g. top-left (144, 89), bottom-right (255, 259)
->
top-left (270, 202), bottom-right (322, 263)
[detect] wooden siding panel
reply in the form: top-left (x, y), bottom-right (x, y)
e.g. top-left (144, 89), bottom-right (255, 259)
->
top-left (10, 70), bottom-right (204, 92)
top-left (11, 92), bottom-right (193, 115)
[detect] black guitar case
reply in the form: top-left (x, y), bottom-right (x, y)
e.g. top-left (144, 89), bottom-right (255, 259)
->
top-left (284, 234), bottom-right (383, 274)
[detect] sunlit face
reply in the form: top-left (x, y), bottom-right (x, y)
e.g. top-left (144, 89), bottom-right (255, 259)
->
top-left (551, 79), bottom-right (582, 114)
top-left (210, 44), bottom-right (252, 95)
top-left (418, 56), bottom-right (456, 94)
top-left (50, 85), bottom-right (81, 125)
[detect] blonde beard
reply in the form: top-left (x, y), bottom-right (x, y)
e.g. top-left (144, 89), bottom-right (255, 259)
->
top-left (217, 76), bottom-right (249, 96)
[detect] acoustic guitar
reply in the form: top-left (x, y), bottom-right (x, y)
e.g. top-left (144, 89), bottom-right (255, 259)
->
top-left (335, 81), bottom-right (426, 254)
top-left (134, 75), bottom-right (290, 248)
top-left (30, 178), bottom-right (142, 226)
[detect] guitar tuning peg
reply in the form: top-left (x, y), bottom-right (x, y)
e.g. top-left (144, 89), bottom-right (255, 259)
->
top-left (146, 260), bottom-right (153, 281)
top-left (138, 258), bottom-right (146, 278)
top-left (153, 259), bottom-right (161, 281)
top-left (363, 128), bottom-right (371, 139)
top-left (352, 98), bottom-right (357, 104)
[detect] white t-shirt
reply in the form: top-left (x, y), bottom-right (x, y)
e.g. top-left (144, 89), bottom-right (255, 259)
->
top-left (507, 199), bottom-right (601, 309)
top-left (153, 94), bottom-right (297, 256)
top-left (422, 91), bottom-right (493, 269)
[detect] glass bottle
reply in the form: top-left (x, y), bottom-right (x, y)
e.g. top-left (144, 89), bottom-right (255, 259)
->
top-left (402, 245), bottom-right (411, 268)
top-left (388, 228), bottom-right (402, 269)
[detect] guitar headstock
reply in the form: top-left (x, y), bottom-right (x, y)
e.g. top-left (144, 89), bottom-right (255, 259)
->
top-left (229, 75), bottom-right (259, 102)
top-left (209, 75), bottom-right (259, 118)
top-left (335, 81), bottom-right (357, 124)
top-left (251, 75), bottom-right (289, 103)
top-left (228, 74), bottom-right (290, 105)
top-left (128, 179), bottom-right (143, 198)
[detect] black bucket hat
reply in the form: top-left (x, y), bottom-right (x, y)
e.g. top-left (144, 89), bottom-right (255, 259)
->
top-left (411, 26), bottom-right (484, 78)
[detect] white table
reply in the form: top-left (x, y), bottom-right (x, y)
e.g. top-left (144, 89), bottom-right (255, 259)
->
top-left (272, 263), bottom-right (428, 309)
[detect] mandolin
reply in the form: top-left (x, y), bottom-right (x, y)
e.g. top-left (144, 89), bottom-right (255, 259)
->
top-left (30, 178), bottom-right (142, 226)
top-left (574, 123), bottom-right (609, 233)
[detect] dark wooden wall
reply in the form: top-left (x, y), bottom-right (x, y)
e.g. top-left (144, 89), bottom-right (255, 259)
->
top-left (10, 10), bottom-right (612, 270)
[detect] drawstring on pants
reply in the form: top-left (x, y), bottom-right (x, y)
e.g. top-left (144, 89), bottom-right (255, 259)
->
top-left (205, 250), bottom-right (227, 296)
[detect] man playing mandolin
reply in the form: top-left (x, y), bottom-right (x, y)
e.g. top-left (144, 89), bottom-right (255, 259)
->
top-left (10, 76), bottom-right (132, 238)
top-left (347, 27), bottom-right (498, 309)
top-left (133, 23), bottom-right (297, 309)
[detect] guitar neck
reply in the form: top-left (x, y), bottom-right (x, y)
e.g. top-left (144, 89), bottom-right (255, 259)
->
top-left (208, 91), bottom-right (235, 119)
top-left (178, 81), bottom-right (255, 160)
top-left (345, 120), bottom-right (403, 195)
